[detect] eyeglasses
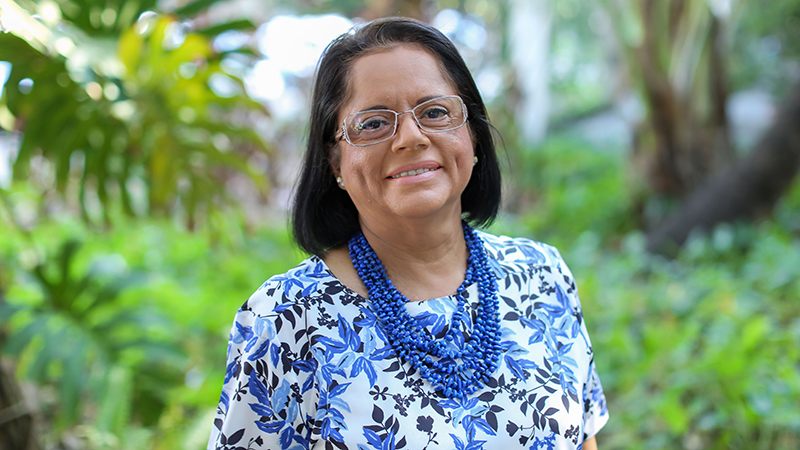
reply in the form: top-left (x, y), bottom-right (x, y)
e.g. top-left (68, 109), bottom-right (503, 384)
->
top-left (335, 95), bottom-right (468, 147)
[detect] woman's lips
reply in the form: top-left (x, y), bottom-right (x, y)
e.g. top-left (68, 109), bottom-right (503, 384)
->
top-left (388, 167), bottom-right (441, 179)
top-left (387, 161), bottom-right (442, 179)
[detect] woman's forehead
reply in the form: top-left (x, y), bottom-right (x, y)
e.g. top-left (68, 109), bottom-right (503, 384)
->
top-left (340, 44), bottom-right (458, 112)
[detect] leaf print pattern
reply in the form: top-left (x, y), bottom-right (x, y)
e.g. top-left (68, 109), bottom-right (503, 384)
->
top-left (208, 232), bottom-right (609, 450)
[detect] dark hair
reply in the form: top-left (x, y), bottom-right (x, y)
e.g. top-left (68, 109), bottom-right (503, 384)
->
top-left (292, 17), bottom-right (502, 255)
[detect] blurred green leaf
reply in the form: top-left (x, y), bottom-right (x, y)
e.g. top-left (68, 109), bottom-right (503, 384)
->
top-left (173, 0), bottom-right (228, 18)
top-left (195, 19), bottom-right (255, 36)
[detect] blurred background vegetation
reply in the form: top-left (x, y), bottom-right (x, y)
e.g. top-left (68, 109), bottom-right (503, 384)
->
top-left (0, 0), bottom-right (798, 449)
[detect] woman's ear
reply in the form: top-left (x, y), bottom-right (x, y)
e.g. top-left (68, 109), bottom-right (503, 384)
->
top-left (329, 145), bottom-right (346, 189)
top-left (329, 144), bottom-right (342, 177)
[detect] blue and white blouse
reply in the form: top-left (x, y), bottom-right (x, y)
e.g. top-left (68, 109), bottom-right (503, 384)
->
top-left (208, 231), bottom-right (609, 450)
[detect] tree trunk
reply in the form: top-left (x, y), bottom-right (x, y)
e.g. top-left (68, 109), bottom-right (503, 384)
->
top-left (508, 0), bottom-right (552, 145)
top-left (0, 362), bottom-right (37, 450)
top-left (646, 79), bottom-right (800, 255)
top-left (621, 0), bottom-right (736, 197)
top-left (0, 280), bottom-right (39, 450)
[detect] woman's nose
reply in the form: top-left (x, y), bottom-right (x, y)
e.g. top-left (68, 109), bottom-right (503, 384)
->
top-left (391, 112), bottom-right (429, 152)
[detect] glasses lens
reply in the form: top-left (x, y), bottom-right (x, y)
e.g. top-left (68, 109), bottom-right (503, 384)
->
top-left (414, 96), bottom-right (466, 132)
top-left (345, 110), bottom-right (396, 145)
top-left (342, 97), bottom-right (467, 146)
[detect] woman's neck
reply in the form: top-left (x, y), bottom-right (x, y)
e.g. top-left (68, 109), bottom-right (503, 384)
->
top-left (357, 215), bottom-right (469, 302)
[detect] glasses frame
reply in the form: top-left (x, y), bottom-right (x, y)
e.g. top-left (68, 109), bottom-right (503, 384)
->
top-left (335, 95), bottom-right (468, 147)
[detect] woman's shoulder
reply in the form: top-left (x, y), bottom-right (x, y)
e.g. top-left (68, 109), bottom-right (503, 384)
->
top-left (241, 255), bottom-right (334, 315)
top-left (477, 229), bottom-right (568, 270)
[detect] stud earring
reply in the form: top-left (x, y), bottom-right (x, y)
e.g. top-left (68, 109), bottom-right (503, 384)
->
top-left (336, 176), bottom-right (345, 189)
top-left (473, 156), bottom-right (478, 166)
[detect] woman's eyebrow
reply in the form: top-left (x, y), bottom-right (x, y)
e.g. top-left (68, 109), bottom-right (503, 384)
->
top-left (356, 96), bottom-right (448, 113)
top-left (417, 95), bottom-right (442, 103)
top-left (358, 104), bottom-right (390, 112)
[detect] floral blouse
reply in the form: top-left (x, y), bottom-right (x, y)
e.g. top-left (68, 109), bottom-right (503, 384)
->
top-left (208, 231), bottom-right (609, 450)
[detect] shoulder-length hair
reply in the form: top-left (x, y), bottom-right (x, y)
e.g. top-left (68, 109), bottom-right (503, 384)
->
top-left (292, 17), bottom-right (502, 255)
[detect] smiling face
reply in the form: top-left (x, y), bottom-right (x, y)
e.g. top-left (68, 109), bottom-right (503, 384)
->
top-left (331, 44), bottom-right (475, 231)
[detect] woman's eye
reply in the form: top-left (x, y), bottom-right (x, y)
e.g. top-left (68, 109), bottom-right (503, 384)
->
top-left (421, 107), bottom-right (449, 120)
top-left (363, 119), bottom-right (388, 130)
top-left (354, 116), bottom-right (391, 132)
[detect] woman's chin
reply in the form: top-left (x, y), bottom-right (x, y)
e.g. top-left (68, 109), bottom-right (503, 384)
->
top-left (379, 197), bottom-right (462, 224)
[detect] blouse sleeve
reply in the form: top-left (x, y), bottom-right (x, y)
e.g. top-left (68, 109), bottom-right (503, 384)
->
top-left (549, 244), bottom-right (610, 440)
top-left (581, 357), bottom-right (609, 440)
top-left (208, 287), bottom-right (318, 450)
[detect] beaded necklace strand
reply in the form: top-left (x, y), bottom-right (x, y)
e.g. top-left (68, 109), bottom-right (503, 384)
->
top-left (348, 222), bottom-right (501, 400)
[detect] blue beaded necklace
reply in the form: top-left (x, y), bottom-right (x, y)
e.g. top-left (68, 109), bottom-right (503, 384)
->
top-left (348, 222), bottom-right (501, 400)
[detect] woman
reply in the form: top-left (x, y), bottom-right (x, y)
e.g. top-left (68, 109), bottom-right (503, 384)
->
top-left (209, 17), bottom-right (608, 450)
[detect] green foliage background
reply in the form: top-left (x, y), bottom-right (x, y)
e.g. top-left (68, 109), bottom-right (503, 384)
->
top-left (496, 138), bottom-right (800, 449)
top-left (0, 0), bottom-right (799, 449)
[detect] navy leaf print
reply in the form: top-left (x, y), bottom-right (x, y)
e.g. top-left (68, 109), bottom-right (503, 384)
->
top-left (255, 419), bottom-right (284, 434)
top-left (505, 355), bottom-right (527, 380)
top-left (501, 296), bottom-right (516, 308)
top-left (219, 391), bottom-right (230, 413)
top-left (462, 397), bottom-right (479, 410)
top-left (302, 373), bottom-right (315, 393)
top-left (485, 410), bottom-right (497, 432)
top-left (472, 418), bottom-right (496, 436)
top-left (337, 352), bottom-right (357, 370)
top-left (321, 418), bottom-right (345, 442)
top-left (548, 418), bottom-right (560, 435)
top-left (270, 343), bottom-right (280, 367)
top-left (280, 427), bottom-right (295, 448)
top-left (301, 283), bottom-right (317, 297)
top-left (232, 321), bottom-right (253, 344)
top-left (518, 243), bottom-right (546, 265)
top-left (450, 434), bottom-right (466, 450)
top-left (317, 336), bottom-right (347, 357)
top-left (226, 429), bottom-right (245, 445)
top-left (319, 364), bottom-right (344, 387)
top-left (338, 313), bottom-right (362, 351)
top-left (369, 345), bottom-right (395, 361)
top-left (224, 359), bottom-right (237, 383)
top-left (466, 440), bottom-right (487, 450)
top-left (248, 371), bottom-right (270, 405)
top-left (363, 428), bottom-right (382, 448)
top-left (294, 359), bottom-right (316, 373)
top-left (438, 399), bottom-right (461, 410)
top-left (272, 303), bottom-right (293, 314)
top-left (351, 357), bottom-right (378, 387)
top-left (248, 340), bottom-right (271, 361)
top-left (284, 308), bottom-right (296, 328)
top-left (519, 359), bottom-right (539, 371)
top-left (329, 382), bottom-right (351, 398)
top-left (430, 399), bottom-right (445, 416)
top-left (382, 430), bottom-right (396, 450)
top-left (520, 316), bottom-right (538, 330)
top-left (372, 405), bottom-right (384, 423)
top-left (354, 306), bottom-right (378, 327)
top-left (248, 402), bottom-right (273, 417)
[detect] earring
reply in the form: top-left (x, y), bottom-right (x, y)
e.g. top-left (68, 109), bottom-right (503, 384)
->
top-left (336, 176), bottom-right (345, 188)
top-left (473, 155), bottom-right (478, 166)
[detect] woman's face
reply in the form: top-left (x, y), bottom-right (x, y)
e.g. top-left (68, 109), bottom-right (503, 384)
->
top-left (332, 44), bottom-right (475, 231)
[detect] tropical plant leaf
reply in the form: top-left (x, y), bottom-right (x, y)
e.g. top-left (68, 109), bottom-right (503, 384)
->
top-left (195, 19), bottom-right (256, 37)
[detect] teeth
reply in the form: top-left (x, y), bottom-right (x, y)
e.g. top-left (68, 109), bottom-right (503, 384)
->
top-left (390, 167), bottom-right (437, 179)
